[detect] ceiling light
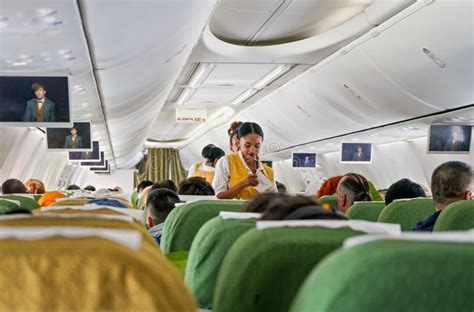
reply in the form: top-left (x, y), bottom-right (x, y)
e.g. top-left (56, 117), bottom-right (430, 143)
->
top-left (13, 62), bottom-right (27, 66)
top-left (231, 89), bottom-right (257, 105)
top-left (81, 103), bottom-right (90, 108)
top-left (423, 48), bottom-right (446, 68)
top-left (176, 88), bottom-right (193, 105)
top-left (399, 126), bottom-right (421, 131)
top-left (254, 65), bottom-right (292, 90)
top-left (187, 63), bottom-right (215, 88)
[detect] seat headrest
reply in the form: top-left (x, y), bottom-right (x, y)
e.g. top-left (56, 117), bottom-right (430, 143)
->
top-left (40, 205), bottom-right (144, 221)
top-left (0, 213), bottom-right (134, 223)
top-left (219, 212), bottom-right (262, 220)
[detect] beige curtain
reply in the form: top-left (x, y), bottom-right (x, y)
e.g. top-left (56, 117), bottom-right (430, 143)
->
top-left (135, 148), bottom-right (188, 186)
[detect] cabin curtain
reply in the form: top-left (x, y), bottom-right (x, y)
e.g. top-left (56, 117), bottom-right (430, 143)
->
top-left (135, 148), bottom-right (188, 186)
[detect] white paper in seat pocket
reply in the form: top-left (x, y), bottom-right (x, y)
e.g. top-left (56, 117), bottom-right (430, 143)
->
top-left (254, 171), bottom-right (273, 193)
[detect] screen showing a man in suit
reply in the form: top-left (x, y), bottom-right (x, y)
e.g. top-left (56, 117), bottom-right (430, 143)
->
top-left (341, 143), bottom-right (372, 163)
top-left (0, 76), bottom-right (70, 125)
top-left (68, 141), bottom-right (101, 161)
top-left (429, 125), bottom-right (471, 153)
top-left (47, 122), bottom-right (92, 151)
top-left (293, 153), bottom-right (317, 168)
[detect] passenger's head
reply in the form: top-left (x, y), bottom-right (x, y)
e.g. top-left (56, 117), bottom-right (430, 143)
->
top-left (202, 145), bottom-right (225, 167)
top-left (84, 185), bottom-right (96, 192)
top-left (244, 192), bottom-right (287, 213)
top-left (25, 179), bottom-right (45, 194)
top-left (431, 161), bottom-right (473, 210)
top-left (32, 82), bottom-right (46, 99)
top-left (385, 178), bottom-right (426, 205)
top-left (336, 173), bottom-right (371, 213)
top-left (178, 177), bottom-right (215, 196)
top-left (66, 184), bottom-right (81, 190)
top-left (146, 189), bottom-right (180, 228)
top-left (151, 180), bottom-right (178, 193)
top-left (1, 179), bottom-right (27, 194)
top-left (276, 181), bottom-right (287, 194)
top-left (38, 191), bottom-right (66, 206)
top-left (260, 195), bottom-right (347, 220)
top-left (317, 176), bottom-right (343, 198)
top-left (137, 180), bottom-right (153, 194)
top-left (237, 122), bottom-right (264, 161)
top-left (228, 121), bottom-right (242, 153)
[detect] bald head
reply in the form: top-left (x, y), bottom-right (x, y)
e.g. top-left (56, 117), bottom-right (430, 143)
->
top-left (1, 179), bottom-right (28, 194)
top-left (431, 161), bottom-right (473, 210)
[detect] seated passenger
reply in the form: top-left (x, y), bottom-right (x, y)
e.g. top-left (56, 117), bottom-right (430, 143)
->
top-left (188, 145), bottom-right (225, 184)
top-left (213, 122), bottom-right (276, 200)
top-left (385, 178), bottom-right (426, 205)
top-left (137, 180), bottom-right (154, 195)
top-left (146, 189), bottom-right (181, 245)
top-left (260, 195), bottom-right (347, 220)
top-left (178, 177), bottom-right (215, 196)
top-left (413, 161), bottom-right (473, 232)
top-left (151, 180), bottom-right (178, 193)
top-left (25, 179), bottom-right (46, 194)
top-left (1, 179), bottom-right (27, 194)
top-left (336, 173), bottom-right (372, 213)
top-left (84, 185), bottom-right (96, 192)
top-left (66, 184), bottom-right (81, 190)
top-left (244, 192), bottom-right (287, 213)
top-left (276, 181), bottom-right (287, 194)
top-left (317, 176), bottom-right (343, 198)
top-left (38, 191), bottom-right (66, 206)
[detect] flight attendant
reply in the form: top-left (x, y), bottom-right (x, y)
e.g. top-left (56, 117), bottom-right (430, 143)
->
top-left (188, 144), bottom-right (225, 184)
top-left (213, 122), bottom-right (276, 199)
top-left (227, 121), bottom-right (242, 153)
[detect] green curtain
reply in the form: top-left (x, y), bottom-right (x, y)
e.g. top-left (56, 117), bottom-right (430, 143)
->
top-left (135, 148), bottom-right (188, 186)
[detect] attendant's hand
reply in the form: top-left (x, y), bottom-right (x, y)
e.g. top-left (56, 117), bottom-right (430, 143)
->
top-left (242, 173), bottom-right (259, 187)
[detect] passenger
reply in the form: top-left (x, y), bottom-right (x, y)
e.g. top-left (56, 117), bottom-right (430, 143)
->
top-left (178, 177), bottom-right (215, 196)
top-left (84, 185), bottom-right (96, 192)
top-left (151, 180), bottom-right (178, 193)
top-left (228, 121), bottom-right (243, 153)
top-left (24, 179), bottom-right (45, 194)
top-left (187, 145), bottom-right (225, 184)
top-left (38, 191), bottom-right (66, 206)
top-left (276, 181), bottom-right (287, 194)
top-left (138, 185), bottom-right (154, 210)
top-left (66, 184), bottom-right (81, 190)
top-left (260, 195), bottom-right (347, 220)
top-left (317, 176), bottom-right (343, 198)
top-left (135, 180), bottom-right (154, 207)
top-left (137, 180), bottom-right (154, 195)
top-left (213, 122), bottom-right (276, 200)
top-left (385, 178), bottom-right (426, 205)
top-left (336, 173), bottom-right (372, 213)
top-left (146, 189), bottom-right (181, 245)
top-left (413, 161), bottom-right (473, 232)
top-left (1, 179), bottom-right (27, 194)
top-left (244, 192), bottom-right (287, 213)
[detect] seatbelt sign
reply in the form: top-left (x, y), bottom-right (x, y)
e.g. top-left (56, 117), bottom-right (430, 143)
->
top-left (176, 108), bottom-right (207, 123)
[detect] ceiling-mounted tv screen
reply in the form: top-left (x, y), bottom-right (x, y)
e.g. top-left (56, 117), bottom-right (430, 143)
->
top-left (341, 143), bottom-right (372, 163)
top-left (428, 125), bottom-right (471, 153)
top-left (0, 75), bottom-right (71, 127)
top-left (292, 153), bottom-right (317, 168)
top-left (81, 152), bottom-right (105, 167)
top-left (47, 122), bottom-right (92, 151)
top-left (90, 160), bottom-right (109, 172)
top-left (68, 141), bottom-right (101, 162)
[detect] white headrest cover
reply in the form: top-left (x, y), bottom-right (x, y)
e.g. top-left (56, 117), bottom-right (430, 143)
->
top-left (219, 212), bottom-right (262, 220)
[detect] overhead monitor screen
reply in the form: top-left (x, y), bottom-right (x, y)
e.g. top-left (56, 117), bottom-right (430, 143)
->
top-left (428, 125), bottom-right (471, 153)
top-left (68, 141), bottom-right (101, 162)
top-left (341, 143), bottom-right (372, 163)
top-left (81, 152), bottom-right (105, 167)
top-left (0, 76), bottom-right (71, 127)
top-left (47, 122), bottom-right (92, 151)
top-left (292, 153), bottom-right (317, 168)
top-left (90, 160), bottom-right (109, 172)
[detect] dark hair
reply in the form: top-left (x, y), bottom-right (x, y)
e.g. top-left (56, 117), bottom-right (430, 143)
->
top-left (202, 146), bottom-right (225, 164)
top-left (32, 82), bottom-right (46, 91)
top-left (66, 184), bottom-right (81, 190)
top-left (84, 185), bottom-right (96, 192)
top-left (431, 161), bottom-right (472, 205)
top-left (137, 180), bottom-right (153, 193)
top-left (237, 122), bottom-right (264, 140)
top-left (244, 193), bottom-right (287, 213)
top-left (151, 180), bottom-right (178, 193)
top-left (201, 144), bottom-right (215, 158)
top-left (385, 178), bottom-right (426, 205)
top-left (228, 121), bottom-right (243, 145)
top-left (260, 196), bottom-right (317, 220)
top-left (282, 205), bottom-right (347, 221)
top-left (178, 177), bottom-right (215, 196)
top-left (338, 173), bottom-right (371, 205)
top-left (276, 181), bottom-right (287, 194)
top-left (146, 189), bottom-right (180, 224)
top-left (1, 179), bottom-right (27, 194)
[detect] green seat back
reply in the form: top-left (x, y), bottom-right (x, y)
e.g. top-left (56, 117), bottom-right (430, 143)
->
top-left (130, 191), bottom-right (138, 209)
top-left (0, 199), bottom-right (21, 214)
top-left (161, 200), bottom-right (246, 254)
top-left (434, 200), bottom-right (474, 231)
top-left (377, 198), bottom-right (435, 231)
top-left (317, 195), bottom-right (338, 210)
top-left (368, 181), bottom-right (383, 201)
top-left (213, 226), bottom-right (363, 312)
top-left (0, 195), bottom-right (39, 211)
top-left (291, 239), bottom-right (474, 312)
top-left (346, 201), bottom-right (385, 222)
top-left (185, 216), bottom-right (256, 309)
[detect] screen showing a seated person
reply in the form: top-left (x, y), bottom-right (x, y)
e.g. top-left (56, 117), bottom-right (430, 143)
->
top-left (428, 125), bottom-right (471, 153)
top-left (68, 141), bottom-right (100, 161)
top-left (47, 122), bottom-right (92, 151)
top-left (0, 76), bottom-right (71, 126)
top-left (81, 152), bottom-right (105, 167)
top-left (341, 143), bottom-right (372, 163)
top-left (292, 153), bottom-right (317, 168)
top-left (90, 160), bottom-right (109, 172)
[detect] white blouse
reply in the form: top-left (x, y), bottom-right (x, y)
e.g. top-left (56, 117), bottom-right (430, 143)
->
top-left (187, 163), bottom-right (215, 178)
top-left (212, 151), bottom-right (277, 196)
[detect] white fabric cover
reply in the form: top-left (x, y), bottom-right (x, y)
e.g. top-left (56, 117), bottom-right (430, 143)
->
top-left (0, 226), bottom-right (142, 250)
top-left (0, 213), bottom-right (133, 223)
top-left (219, 212), bottom-right (262, 220)
top-left (40, 205), bottom-right (144, 221)
top-left (256, 220), bottom-right (401, 235)
top-left (179, 195), bottom-right (218, 202)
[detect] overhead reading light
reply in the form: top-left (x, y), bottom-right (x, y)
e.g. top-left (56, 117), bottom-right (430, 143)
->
top-left (231, 88), bottom-right (257, 105)
top-left (423, 48), bottom-right (446, 68)
top-left (175, 63), bottom-right (215, 105)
